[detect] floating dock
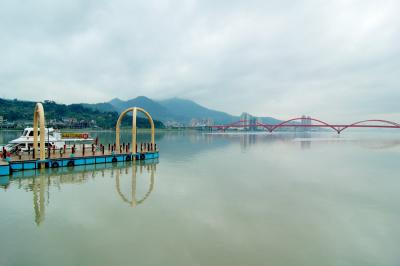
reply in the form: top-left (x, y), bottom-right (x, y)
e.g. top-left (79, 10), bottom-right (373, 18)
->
top-left (1, 103), bottom-right (160, 177)
top-left (0, 151), bottom-right (159, 176)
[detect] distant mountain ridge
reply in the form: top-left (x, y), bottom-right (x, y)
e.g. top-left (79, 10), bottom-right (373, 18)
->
top-left (83, 96), bottom-right (280, 125)
top-left (0, 98), bottom-right (164, 129)
top-left (158, 98), bottom-right (234, 124)
top-left (83, 96), bottom-right (234, 124)
top-left (1, 96), bottom-right (281, 127)
top-left (83, 96), bottom-right (176, 122)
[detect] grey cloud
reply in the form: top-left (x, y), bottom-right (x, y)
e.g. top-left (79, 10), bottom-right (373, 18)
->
top-left (0, 0), bottom-right (399, 121)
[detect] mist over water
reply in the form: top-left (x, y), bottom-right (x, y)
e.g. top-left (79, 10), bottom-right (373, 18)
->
top-left (0, 130), bottom-right (399, 266)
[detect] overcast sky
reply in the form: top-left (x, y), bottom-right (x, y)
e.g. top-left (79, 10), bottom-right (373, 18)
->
top-left (0, 0), bottom-right (399, 121)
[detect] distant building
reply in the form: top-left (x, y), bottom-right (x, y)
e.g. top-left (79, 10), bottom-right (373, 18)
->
top-left (301, 115), bottom-right (312, 131)
top-left (240, 112), bottom-right (261, 131)
top-left (190, 118), bottom-right (198, 127)
top-left (190, 118), bottom-right (214, 127)
top-left (240, 112), bottom-right (251, 130)
top-left (165, 120), bottom-right (184, 128)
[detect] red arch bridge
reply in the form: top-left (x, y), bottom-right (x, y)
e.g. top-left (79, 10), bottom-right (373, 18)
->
top-left (209, 118), bottom-right (400, 134)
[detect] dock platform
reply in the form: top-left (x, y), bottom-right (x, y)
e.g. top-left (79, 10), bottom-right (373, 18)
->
top-left (1, 103), bottom-right (160, 177)
top-left (0, 151), bottom-right (159, 176)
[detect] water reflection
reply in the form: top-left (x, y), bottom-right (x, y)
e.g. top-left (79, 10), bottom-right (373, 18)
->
top-left (3, 160), bottom-right (158, 225)
top-left (115, 162), bottom-right (156, 208)
top-left (240, 134), bottom-right (256, 152)
top-left (209, 132), bottom-right (305, 152)
top-left (299, 132), bottom-right (312, 149)
top-left (32, 176), bottom-right (46, 225)
top-left (207, 132), bottom-right (400, 151)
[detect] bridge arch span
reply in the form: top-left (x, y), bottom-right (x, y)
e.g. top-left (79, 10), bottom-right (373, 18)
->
top-left (270, 117), bottom-right (340, 133)
top-left (338, 119), bottom-right (400, 133)
top-left (210, 117), bottom-right (400, 134)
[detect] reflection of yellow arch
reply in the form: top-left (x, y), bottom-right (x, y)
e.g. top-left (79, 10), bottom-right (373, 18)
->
top-left (33, 176), bottom-right (46, 225)
top-left (115, 107), bottom-right (155, 153)
top-left (115, 163), bottom-right (155, 207)
top-left (33, 103), bottom-right (46, 161)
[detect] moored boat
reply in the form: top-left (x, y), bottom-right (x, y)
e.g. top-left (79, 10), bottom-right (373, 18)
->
top-left (1, 128), bottom-right (94, 153)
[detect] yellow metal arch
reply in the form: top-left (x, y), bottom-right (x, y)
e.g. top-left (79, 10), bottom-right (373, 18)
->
top-left (115, 107), bottom-right (155, 153)
top-left (33, 103), bottom-right (46, 161)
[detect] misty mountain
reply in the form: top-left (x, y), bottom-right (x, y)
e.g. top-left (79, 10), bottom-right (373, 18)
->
top-left (259, 117), bottom-right (282, 124)
top-left (85, 96), bottom-right (236, 124)
top-left (84, 96), bottom-right (282, 125)
top-left (158, 97), bottom-right (236, 124)
top-left (81, 102), bottom-right (115, 112)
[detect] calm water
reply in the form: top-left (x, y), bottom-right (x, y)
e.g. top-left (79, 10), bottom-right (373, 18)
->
top-left (0, 130), bottom-right (400, 266)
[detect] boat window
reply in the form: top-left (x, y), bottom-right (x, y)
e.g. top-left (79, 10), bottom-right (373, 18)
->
top-left (22, 130), bottom-right (28, 136)
top-left (28, 131), bottom-right (40, 136)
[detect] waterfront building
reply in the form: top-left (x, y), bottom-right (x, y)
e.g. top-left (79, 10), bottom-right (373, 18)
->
top-left (301, 115), bottom-right (312, 131)
top-left (190, 118), bottom-right (214, 128)
top-left (240, 112), bottom-right (261, 131)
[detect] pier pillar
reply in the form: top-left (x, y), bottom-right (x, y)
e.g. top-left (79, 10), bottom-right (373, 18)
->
top-left (33, 103), bottom-right (46, 165)
top-left (132, 107), bottom-right (137, 156)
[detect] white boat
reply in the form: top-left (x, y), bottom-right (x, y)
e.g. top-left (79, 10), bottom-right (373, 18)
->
top-left (1, 128), bottom-right (95, 153)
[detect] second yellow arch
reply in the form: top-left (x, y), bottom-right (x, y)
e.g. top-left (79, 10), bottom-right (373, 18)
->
top-left (115, 107), bottom-right (155, 153)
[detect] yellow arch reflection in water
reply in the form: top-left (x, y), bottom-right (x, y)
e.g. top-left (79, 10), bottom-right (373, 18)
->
top-left (115, 162), bottom-right (156, 207)
top-left (29, 161), bottom-right (158, 225)
top-left (32, 176), bottom-right (46, 225)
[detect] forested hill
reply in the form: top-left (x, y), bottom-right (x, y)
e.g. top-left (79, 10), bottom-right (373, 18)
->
top-left (0, 98), bottom-right (164, 129)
